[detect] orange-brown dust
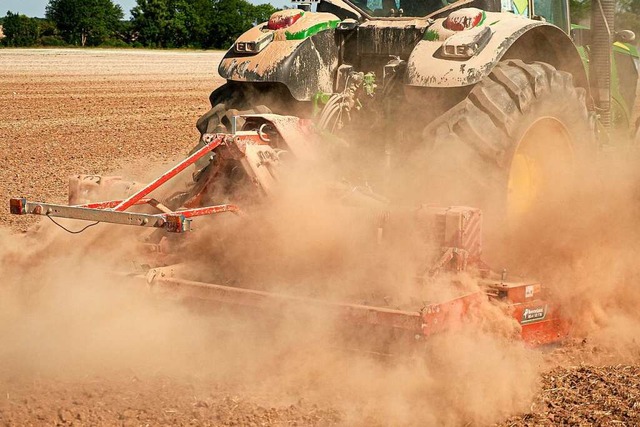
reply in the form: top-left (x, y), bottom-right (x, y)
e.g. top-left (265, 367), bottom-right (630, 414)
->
top-left (2, 124), bottom-right (639, 425)
top-left (0, 157), bottom-right (543, 427)
top-left (492, 150), bottom-right (640, 365)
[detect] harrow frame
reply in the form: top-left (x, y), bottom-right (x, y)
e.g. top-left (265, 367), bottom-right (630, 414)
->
top-left (9, 116), bottom-right (570, 347)
top-left (10, 134), bottom-right (238, 233)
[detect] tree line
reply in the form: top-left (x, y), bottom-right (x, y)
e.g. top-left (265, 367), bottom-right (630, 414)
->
top-left (0, 0), bottom-right (278, 48)
top-left (2, 0), bottom-right (639, 49)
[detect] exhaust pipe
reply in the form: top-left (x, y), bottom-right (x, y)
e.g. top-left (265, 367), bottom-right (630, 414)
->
top-left (590, 0), bottom-right (615, 128)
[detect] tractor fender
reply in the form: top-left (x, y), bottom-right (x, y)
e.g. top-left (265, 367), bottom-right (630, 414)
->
top-left (218, 13), bottom-right (340, 102)
top-left (406, 10), bottom-right (588, 91)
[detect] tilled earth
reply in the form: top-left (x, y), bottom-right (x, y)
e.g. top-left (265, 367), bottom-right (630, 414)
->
top-left (0, 376), bottom-right (340, 426)
top-left (1, 49), bottom-right (639, 426)
top-left (502, 364), bottom-right (640, 426)
top-left (0, 48), bottom-right (221, 231)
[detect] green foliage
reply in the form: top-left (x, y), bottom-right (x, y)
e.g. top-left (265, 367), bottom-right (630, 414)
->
top-left (115, 19), bottom-right (137, 44)
top-left (39, 35), bottom-right (67, 46)
top-left (131, 0), bottom-right (211, 48)
top-left (37, 19), bottom-right (59, 37)
top-left (569, 0), bottom-right (590, 23)
top-left (132, 0), bottom-right (278, 49)
top-left (2, 11), bottom-right (40, 47)
top-left (252, 3), bottom-right (280, 23)
top-left (46, 0), bottom-right (124, 46)
top-left (208, 0), bottom-right (262, 48)
top-left (99, 38), bottom-right (130, 48)
top-left (131, 0), bottom-right (171, 47)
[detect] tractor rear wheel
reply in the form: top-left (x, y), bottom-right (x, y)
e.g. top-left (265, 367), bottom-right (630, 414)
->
top-left (416, 60), bottom-right (595, 223)
top-left (162, 83), bottom-right (277, 209)
top-left (191, 83), bottom-right (272, 178)
top-left (190, 81), bottom-right (303, 179)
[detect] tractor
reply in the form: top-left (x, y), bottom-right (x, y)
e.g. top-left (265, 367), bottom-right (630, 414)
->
top-left (191, 0), bottom-right (640, 220)
top-left (8, 0), bottom-right (640, 348)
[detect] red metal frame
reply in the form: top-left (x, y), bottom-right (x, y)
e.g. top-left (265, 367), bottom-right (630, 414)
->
top-left (79, 199), bottom-right (152, 209)
top-left (145, 275), bottom-right (566, 346)
top-left (9, 122), bottom-right (570, 348)
top-left (114, 135), bottom-right (224, 212)
top-left (9, 133), bottom-right (236, 232)
top-left (177, 204), bottom-right (240, 218)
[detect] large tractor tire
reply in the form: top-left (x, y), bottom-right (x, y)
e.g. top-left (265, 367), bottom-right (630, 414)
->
top-left (416, 59), bottom-right (595, 222)
top-left (190, 83), bottom-right (273, 179)
top-left (195, 84), bottom-right (275, 135)
top-left (190, 81), bottom-right (304, 177)
top-left (161, 83), bottom-right (278, 210)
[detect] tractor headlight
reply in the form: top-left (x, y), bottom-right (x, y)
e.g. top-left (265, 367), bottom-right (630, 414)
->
top-left (235, 32), bottom-right (274, 55)
top-left (441, 26), bottom-right (492, 59)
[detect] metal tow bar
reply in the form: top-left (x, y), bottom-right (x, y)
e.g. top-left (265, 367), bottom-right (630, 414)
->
top-left (9, 134), bottom-right (238, 233)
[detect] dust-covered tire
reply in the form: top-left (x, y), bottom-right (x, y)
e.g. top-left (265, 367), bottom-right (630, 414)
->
top-left (195, 83), bottom-right (273, 135)
top-left (161, 83), bottom-right (276, 209)
top-left (416, 59), bottom-right (595, 220)
top-left (190, 83), bottom-right (273, 179)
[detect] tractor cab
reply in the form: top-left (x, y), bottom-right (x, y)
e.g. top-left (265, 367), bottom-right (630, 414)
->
top-left (347, 0), bottom-right (450, 17)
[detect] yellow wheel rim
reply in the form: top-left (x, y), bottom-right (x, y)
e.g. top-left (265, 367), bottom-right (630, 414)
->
top-left (507, 117), bottom-right (574, 220)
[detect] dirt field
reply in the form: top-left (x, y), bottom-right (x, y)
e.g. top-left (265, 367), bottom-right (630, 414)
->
top-left (1, 49), bottom-right (639, 426)
top-left (0, 48), bottom-right (224, 231)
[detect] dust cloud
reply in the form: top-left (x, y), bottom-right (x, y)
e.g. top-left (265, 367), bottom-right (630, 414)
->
top-left (3, 109), bottom-right (638, 424)
top-left (0, 144), bottom-right (544, 425)
top-left (492, 149), bottom-right (640, 365)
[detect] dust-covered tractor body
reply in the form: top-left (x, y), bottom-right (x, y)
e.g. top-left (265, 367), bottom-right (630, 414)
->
top-left (218, 0), bottom-right (639, 137)
top-left (200, 0), bottom-right (639, 217)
